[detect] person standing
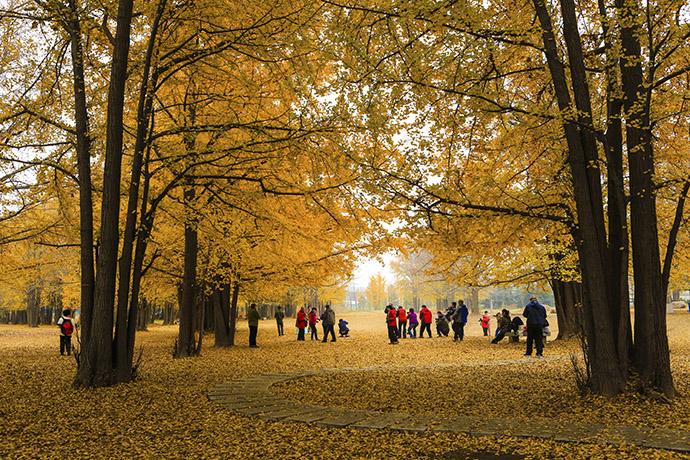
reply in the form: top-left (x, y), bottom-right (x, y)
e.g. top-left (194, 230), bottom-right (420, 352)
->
top-left (247, 304), bottom-right (260, 348)
top-left (295, 307), bottom-right (307, 341)
top-left (274, 306), bottom-right (285, 336)
top-left (321, 304), bottom-right (337, 342)
top-left (407, 308), bottom-right (418, 338)
top-left (397, 306), bottom-right (408, 339)
top-left (387, 305), bottom-right (399, 344)
top-left (523, 296), bottom-right (547, 357)
top-left (309, 307), bottom-right (320, 341)
top-left (452, 300), bottom-right (469, 341)
top-left (480, 310), bottom-right (491, 336)
top-left (419, 305), bottom-right (433, 338)
top-left (57, 309), bottom-right (75, 356)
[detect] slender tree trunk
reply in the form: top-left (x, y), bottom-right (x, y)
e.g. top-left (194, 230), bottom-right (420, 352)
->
top-left (66, 0), bottom-right (95, 346)
top-left (176, 186), bottom-right (198, 357)
top-left (228, 282), bottom-right (240, 346)
top-left (113, 0), bottom-right (166, 382)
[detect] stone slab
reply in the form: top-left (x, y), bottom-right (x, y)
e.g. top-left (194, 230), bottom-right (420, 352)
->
top-left (235, 403), bottom-right (290, 416)
top-left (388, 415), bottom-right (435, 433)
top-left (315, 411), bottom-right (368, 428)
top-left (350, 413), bottom-right (405, 430)
top-left (550, 423), bottom-right (604, 443)
top-left (433, 416), bottom-right (475, 433)
top-left (283, 409), bottom-right (328, 423)
top-left (257, 407), bottom-right (312, 422)
top-left (645, 428), bottom-right (690, 452)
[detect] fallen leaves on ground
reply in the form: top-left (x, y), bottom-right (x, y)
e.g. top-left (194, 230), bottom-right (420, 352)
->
top-left (1, 311), bottom-right (689, 459)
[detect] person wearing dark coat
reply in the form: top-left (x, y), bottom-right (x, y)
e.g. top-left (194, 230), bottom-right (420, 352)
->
top-left (247, 304), bottom-right (260, 348)
top-left (274, 306), bottom-right (285, 336)
top-left (523, 297), bottom-right (547, 356)
top-left (451, 300), bottom-right (469, 341)
top-left (491, 309), bottom-right (512, 344)
top-left (510, 316), bottom-right (524, 343)
top-left (435, 311), bottom-right (450, 337)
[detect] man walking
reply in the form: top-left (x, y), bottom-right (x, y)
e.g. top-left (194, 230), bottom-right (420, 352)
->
top-left (248, 304), bottom-right (260, 348)
top-left (419, 305), bottom-right (433, 338)
top-left (274, 306), bottom-right (285, 336)
top-left (523, 296), bottom-right (547, 357)
top-left (321, 304), bottom-right (337, 342)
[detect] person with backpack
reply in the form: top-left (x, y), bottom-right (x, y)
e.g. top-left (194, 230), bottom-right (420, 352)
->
top-left (247, 304), bottom-right (260, 348)
top-left (321, 304), bottom-right (337, 343)
top-left (386, 305), bottom-right (399, 344)
top-left (309, 307), bottom-right (320, 341)
top-left (407, 308), bottom-right (418, 338)
top-left (451, 300), bottom-right (469, 341)
top-left (295, 307), bottom-right (307, 341)
top-left (419, 305), bottom-right (433, 338)
top-left (57, 309), bottom-right (75, 356)
top-left (397, 306), bottom-right (407, 339)
top-left (274, 306), bottom-right (285, 337)
top-left (523, 296), bottom-right (547, 357)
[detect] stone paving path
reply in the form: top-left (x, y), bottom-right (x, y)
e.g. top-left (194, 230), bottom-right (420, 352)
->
top-left (207, 365), bottom-right (690, 454)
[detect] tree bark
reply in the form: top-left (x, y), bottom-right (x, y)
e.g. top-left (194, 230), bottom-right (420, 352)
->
top-left (76, 0), bottom-right (134, 388)
top-left (213, 284), bottom-right (232, 347)
top-left (615, 0), bottom-right (675, 396)
top-left (228, 282), bottom-right (240, 346)
top-left (550, 279), bottom-right (581, 340)
top-left (66, 0), bottom-right (95, 345)
top-left (176, 186), bottom-right (198, 357)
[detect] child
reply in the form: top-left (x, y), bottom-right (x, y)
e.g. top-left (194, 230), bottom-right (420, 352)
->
top-left (407, 308), bottom-right (418, 338)
top-left (338, 319), bottom-right (350, 337)
top-left (435, 311), bottom-right (450, 337)
top-left (480, 310), bottom-right (491, 336)
top-left (57, 309), bottom-right (75, 356)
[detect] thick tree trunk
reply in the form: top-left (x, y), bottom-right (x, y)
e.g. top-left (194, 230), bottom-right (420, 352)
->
top-left (75, 0), bottom-right (134, 388)
top-left (534, 0), bottom-right (626, 395)
top-left (469, 287), bottom-right (480, 314)
top-left (176, 186), bottom-right (199, 357)
top-left (613, 0), bottom-right (675, 396)
top-left (27, 284), bottom-right (40, 328)
top-left (214, 284), bottom-right (232, 347)
top-left (550, 279), bottom-right (581, 340)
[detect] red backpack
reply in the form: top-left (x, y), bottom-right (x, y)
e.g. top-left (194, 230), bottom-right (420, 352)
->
top-left (60, 318), bottom-right (74, 336)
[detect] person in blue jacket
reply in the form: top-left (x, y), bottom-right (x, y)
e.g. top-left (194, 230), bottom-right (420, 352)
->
top-left (451, 300), bottom-right (469, 341)
top-left (523, 296), bottom-right (547, 357)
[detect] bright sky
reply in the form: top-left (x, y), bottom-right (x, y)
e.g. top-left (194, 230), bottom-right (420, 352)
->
top-left (351, 253), bottom-right (397, 289)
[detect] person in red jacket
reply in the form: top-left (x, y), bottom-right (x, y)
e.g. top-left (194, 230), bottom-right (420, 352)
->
top-left (308, 307), bottom-right (320, 341)
top-left (387, 306), bottom-right (399, 344)
top-left (295, 307), bottom-right (307, 341)
top-left (419, 305), bottom-right (433, 338)
top-left (397, 306), bottom-right (407, 339)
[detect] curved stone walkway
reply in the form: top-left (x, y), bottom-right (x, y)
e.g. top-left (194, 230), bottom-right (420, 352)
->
top-left (207, 365), bottom-right (690, 454)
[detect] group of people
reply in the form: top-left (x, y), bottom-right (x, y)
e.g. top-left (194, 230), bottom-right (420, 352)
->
top-left (249, 303), bottom-right (350, 347)
top-left (382, 297), bottom-right (549, 357)
top-left (384, 301), bottom-right (470, 344)
top-left (250, 296), bottom-right (549, 357)
top-left (293, 304), bottom-right (349, 342)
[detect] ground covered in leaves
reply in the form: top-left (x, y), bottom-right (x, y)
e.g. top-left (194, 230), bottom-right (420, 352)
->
top-left (1, 311), bottom-right (689, 459)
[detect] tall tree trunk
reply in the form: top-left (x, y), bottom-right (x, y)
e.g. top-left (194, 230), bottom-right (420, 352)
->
top-left (228, 282), bottom-right (240, 346)
top-left (113, 0), bottom-right (166, 382)
top-left (534, 0), bottom-right (626, 395)
top-left (470, 287), bottom-right (480, 314)
top-left (76, 0), bottom-right (134, 388)
top-left (176, 186), bottom-right (198, 357)
top-left (66, 0), bottom-right (95, 345)
top-left (213, 283), bottom-right (232, 347)
top-left (615, 0), bottom-right (675, 396)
